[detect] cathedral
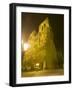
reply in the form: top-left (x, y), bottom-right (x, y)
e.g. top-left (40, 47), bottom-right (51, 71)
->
top-left (22, 17), bottom-right (59, 71)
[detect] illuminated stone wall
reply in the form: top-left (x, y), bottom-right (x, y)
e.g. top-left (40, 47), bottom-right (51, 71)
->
top-left (23, 17), bottom-right (59, 70)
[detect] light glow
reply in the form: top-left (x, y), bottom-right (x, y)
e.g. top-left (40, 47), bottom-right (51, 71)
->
top-left (36, 63), bottom-right (40, 67)
top-left (23, 43), bottom-right (30, 51)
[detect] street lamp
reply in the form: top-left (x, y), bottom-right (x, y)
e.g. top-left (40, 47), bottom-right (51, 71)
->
top-left (22, 39), bottom-right (30, 51)
top-left (23, 43), bottom-right (30, 51)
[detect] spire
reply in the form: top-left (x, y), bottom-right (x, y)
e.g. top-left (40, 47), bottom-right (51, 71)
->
top-left (39, 17), bottom-right (50, 33)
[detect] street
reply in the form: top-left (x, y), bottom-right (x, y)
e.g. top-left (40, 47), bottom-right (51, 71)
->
top-left (22, 69), bottom-right (64, 77)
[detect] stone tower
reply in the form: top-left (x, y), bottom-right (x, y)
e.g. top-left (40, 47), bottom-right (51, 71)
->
top-left (38, 17), bottom-right (58, 69)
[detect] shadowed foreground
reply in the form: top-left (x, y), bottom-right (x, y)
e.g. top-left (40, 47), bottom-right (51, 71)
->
top-left (22, 69), bottom-right (64, 77)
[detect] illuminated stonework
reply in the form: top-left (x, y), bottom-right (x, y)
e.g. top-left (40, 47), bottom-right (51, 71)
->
top-left (23, 17), bottom-right (58, 70)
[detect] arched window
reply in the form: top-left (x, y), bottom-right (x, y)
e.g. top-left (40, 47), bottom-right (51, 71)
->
top-left (42, 26), bottom-right (43, 31)
top-left (44, 23), bottom-right (46, 27)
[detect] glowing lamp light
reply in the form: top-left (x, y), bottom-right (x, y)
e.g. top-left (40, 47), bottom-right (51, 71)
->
top-left (36, 63), bottom-right (39, 67)
top-left (23, 43), bottom-right (30, 51)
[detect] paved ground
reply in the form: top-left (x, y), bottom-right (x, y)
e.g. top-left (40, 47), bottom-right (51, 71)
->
top-left (21, 69), bottom-right (64, 77)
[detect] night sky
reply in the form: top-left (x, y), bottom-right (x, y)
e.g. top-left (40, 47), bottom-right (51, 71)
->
top-left (22, 13), bottom-right (64, 51)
